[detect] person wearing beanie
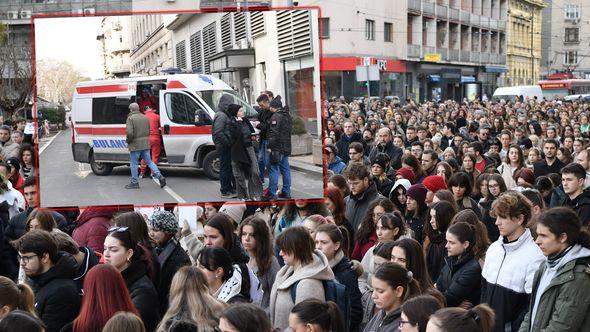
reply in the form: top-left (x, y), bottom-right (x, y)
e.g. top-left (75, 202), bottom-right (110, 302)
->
top-left (395, 166), bottom-right (416, 184)
top-left (149, 210), bottom-right (191, 314)
top-left (219, 201), bottom-right (247, 225)
top-left (213, 94), bottom-right (237, 198)
top-left (264, 95), bottom-right (293, 200)
top-left (371, 152), bottom-right (394, 196)
top-left (405, 183), bottom-right (428, 244)
top-left (422, 175), bottom-right (448, 207)
top-left (125, 102), bottom-right (166, 189)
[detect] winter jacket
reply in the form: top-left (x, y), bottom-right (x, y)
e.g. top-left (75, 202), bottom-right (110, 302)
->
top-left (457, 196), bottom-right (483, 221)
top-left (565, 189), bottom-right (590, 226)
top-left (344, 182), bottom-right (384, 235)
top-left (481, 229), bottom-right (545, 332)
top-left (267, 108), bottom-right (292, 156)
top-left (72, 207), bottom-right (118, 253)
top-left (373, 176), bottom-right (393, 197)
top-left (255, 106), bottom-right (273, 141)
top-left (330, 251), bottom-right (363, 332)
top-left (336, 132), bottom-right (363, 164)
top-left (363, 308), bottom-right (402, 332)
top-left (256, 255), bottom-right (281, 309)
top-left (126, 109), bottom-right (150, 151)
top-left (121, 260), bottom-right (161, 332)
top-left (425, 232), bottom-right (447, 282)
top-left (29, 252), bottom-right (81, 332)
top-left (549, 185), bottom-right (567, 208)
top-left (436, 251), bottom-right (482, 306)
top-left (518, 245), bottom-right (590, 332)
top-left (498, 163), bottom-right (518, 190)
top-left (368, 142), bottom-right (403, 170)
top-left (212, 94), bottom-right (234, 150)
top-left (406, 208), bottom-right (427, 245)
top-left (72, 246), bottom-right (99, 293)
top-left (480, 198), bottom-right (500, 242)
top-left (328, 156), bottom-right (347, 174)
top-left (0, 140), bottom-right (19, 160)
top-left (269, 250), bottom-right (335, 330)
top-left (352, 231), bottom-right (377, 262)
top-left (157, 237), bottom-right (191, 314)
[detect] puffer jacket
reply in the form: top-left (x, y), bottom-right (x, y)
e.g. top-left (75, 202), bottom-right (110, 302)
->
top-left (267, 108), bottom-right (292, 156)
top-left (436, 251), bottom-right (482, 307)
top-left (122, 260), bottom-right (161, 332)
top-left (126, 110), bottom-right (150, 151)
top-left (363, 307), bottom-right (402, 332)
top-left (212, 94), bottom-right (234, 150)
top-left (328, 156), bottom-right (347, 174)
top-left (269, 250), bottom-right (335, 330)
top-left (72, 207), bottom-right (118, 253)
top-left (519, 245), bottom-right (590, 332)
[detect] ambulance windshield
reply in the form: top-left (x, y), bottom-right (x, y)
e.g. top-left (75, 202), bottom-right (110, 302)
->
top-left (196, 90), bottom-right (258, 119)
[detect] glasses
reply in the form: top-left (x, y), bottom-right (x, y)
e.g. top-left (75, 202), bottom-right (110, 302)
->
top-left (108, 226), bottom-right (129, 233)
top-left (399, 320), bottom-right (414, 328)
top-left (18, 254), bottom-right (38, 264)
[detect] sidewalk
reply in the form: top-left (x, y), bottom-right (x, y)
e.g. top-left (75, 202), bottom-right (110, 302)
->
top-left (290, 154), bottom-right (324, 175)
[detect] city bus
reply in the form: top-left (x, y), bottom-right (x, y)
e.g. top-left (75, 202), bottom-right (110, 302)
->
top-left (538, 78), bottom-right (590, 100)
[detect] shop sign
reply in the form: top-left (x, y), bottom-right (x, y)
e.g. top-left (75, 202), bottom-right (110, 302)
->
top-left (424, 53), bottom-right (442, 62)
top-left (358, 57), bottom-right (388, 71)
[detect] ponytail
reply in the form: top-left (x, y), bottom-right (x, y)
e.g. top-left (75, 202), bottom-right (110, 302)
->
top-left (0, 277), bottom-right (36, 317)
top-left (374, 262), bottom-right (422, 301)
top-left (429, 303), bottom-right (495, 332)
top-left (470, 304), bottom-right (495, 332)
top-left (291, 299), bottom-right (344, 332)
top-left (16, 284), bottom-right (36, 316)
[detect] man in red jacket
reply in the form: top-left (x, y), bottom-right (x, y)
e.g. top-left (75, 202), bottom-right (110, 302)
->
top-left (140, 105), bottom-right (162, 178)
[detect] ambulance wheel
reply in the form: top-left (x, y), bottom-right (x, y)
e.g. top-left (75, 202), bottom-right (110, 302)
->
top-left (90, 154), bottom-right (113, 176)
top-left (203, 150), bottom-right (220, 180)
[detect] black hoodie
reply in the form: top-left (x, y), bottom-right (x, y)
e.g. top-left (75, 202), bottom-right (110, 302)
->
top-left (29, 252), bottom-right (81, 332)
top-left (566, 189), bottom-right (590, 226)
top-left (121, 260), bottom-right (161, 332)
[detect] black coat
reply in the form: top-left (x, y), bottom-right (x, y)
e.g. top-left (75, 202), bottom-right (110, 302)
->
top-left (406, 208), bottom-right (427, 245)
top-left (565, 189), bottom-right (590, 227)
top-left (267, 108), bottom-right (292, 156)
top-left (373, 176), bottom-right (394, 197)
top-left (426, 232), bottom-right (447, 282)
top-left (255, 106), bottom-right (273, 141)
top-left (213, 109), bottom-right (233, 151)
top-left (336, 132), bottom-right (363, 164)
top-left (29, 252), bottom-right (81, 332)
top-left (157, 238), bottom-right (191, 314)
top-left (72, 246), bottom-right (99, 293)
top-left (332, 254), bottom-right (363, 332)
top-left (436, 252), bottom-right (482, 307)
top-left (122, 260), bottom-right (161, 332)
top-left (368, 142), bottom-right (403, 170)
top-left (344, 182), bottom-right (384, 235)
top-left (480, 199), bottom-right (500, 242)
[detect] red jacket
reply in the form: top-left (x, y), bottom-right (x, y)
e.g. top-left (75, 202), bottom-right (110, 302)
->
top-left (145, 110), bottom-right (161, 137)
top-left (351, 231), bottom-right (378, 261)
top-left (72, 207), bottom-right (118, 253)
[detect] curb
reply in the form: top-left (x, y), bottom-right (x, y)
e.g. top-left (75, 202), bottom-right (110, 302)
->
top-left (289, 159), bottom-right (324, 175)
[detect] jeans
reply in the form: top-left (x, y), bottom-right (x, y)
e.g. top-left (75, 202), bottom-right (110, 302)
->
top-left (258, 139), bottom-right (269, 183)
top-left (130, 149), bottom-right (161, 184)
top-left (219, 147), bottom-right (235, 194)
top-left (268, 153), bottom-right (291, 196)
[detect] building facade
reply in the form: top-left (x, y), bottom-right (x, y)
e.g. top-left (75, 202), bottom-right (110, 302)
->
top-left (97, 16), bottom-right (132, 78)
top-left (129, 14), bottom-right (175, 76)
top-left (541, 1), bottom-right (589, 79)
top-left (505, 0), bottom-right (545, 86)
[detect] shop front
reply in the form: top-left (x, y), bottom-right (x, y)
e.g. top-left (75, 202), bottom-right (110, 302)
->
top-left (283, 55), bottom-right (318, 135)
top-left (209, 48), bottom-right (256, 103)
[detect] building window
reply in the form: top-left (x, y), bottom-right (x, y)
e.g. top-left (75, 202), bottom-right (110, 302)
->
top-left (384, 22), bottom-right (393, 42)
top-left (565, 4), bottom-right (581, 20)
top-left (564, 51), bottom-right (578, 64)
top-left (565, 28), bottom-right (579, 43)
top-left (319, 17), bottom-right (330, 39)
top-left (365, 19), bottom-right (375, 40)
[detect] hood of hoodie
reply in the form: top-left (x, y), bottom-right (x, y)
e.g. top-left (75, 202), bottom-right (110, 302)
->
top-left (329, 155), bottom-right (344, 167)
top-left (546, 244), bottom-right (590, 273)
top-left (30, 252), bottom-right (78, 290)
top-left (275, 250), bottom-right (335, 290)
top-left (217, 93), bottom-right (234, 113)
top-left (76, 207), bottom-right (118, 227)
top-left (389, 179), bottom-right (411, 198)
top-left (569, 189), bottom-right (590, 208)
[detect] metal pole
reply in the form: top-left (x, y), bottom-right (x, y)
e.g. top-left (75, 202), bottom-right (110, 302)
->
top-left (366, 65), bottom-right (371, 99)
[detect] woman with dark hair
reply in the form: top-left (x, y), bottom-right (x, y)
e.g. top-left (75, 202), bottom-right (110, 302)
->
top-left (432, 189), bottom-right (459, 211)
top-left (514, 168), bottom-right (535, 188)
top-left (424, 201), bottom-right (456, 282)
top-left (557, 146), bottom-right (573, 165)
top-left (18, 143), bottom-right (35, 179)
top-left (197, 247), bottom-right (250, 304)
top-left (451, 210), bottom-right (491, 267)
top-left (103, 227), bottom-right (160, 332)
top-left (400, 295), bottom-right (443, 332)
top-left (497, 144), bottom-right (524, 190)
top-left (472, 173), bottom-right (489, 203)
top-left (288, 299), bottom-right (343, 332)
top-left (0, 310), bottom-right (45, 332)
top-left (274, 201), bottom-right (329, 238)
top-left (389, 179), bottom-right (411, 215)
top-left (461, 153), bottom-right (480, 190)
top-left (25, 209), bottom-right (56, 232)
top-left (448, 172), bottom-right (482, 220)
top-left (325, 186), bottom-right (354, 254)
top-left (0, 276), bottom-right (36, 318)
top-left (66, 264), bottom-right (140, 332)
top-left (405, 184), bottom-right (429, 244)
top-left (219, 303), bottom-right (272, 332)
top-left (402, 154), bottom-right (427, 183)
top-left (436, 222), bottom-right (482, 307)
top-left (269, 227), bottom-right (335, 330)
top-left (479, 174), bottom-right (507, 242)
top-left (352, 198), bottom-right (395, 261)
top-left (238, 216), bottom-right (280, 309)
top-left (436, 161), bottom-right (453, 183)
top-left (329, 174), bottom-right (350, 198)
top-left (427, 304), bottom-right (495, 332)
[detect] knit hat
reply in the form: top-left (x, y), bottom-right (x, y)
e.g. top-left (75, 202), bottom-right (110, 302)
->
top-left (270, 95), bottom-right (283, 109)
top-left (395, 167), bottom-right (415, 184)
top-left (219, 202), bottom-right (247, 224)
top-left (149, 210), bottom-right (178, 235)
top-left (407, 184), bottom-right (427, 206)
top-left (371, 153), bottom-right (390, 170)
top-left (5, 157), bottom-right (20, 172)
top-left (129, 102), bottom-right (139, 112)
top-left (422, 175), bottom-right (447, 193)
top-left (227, 104), bottom-right (241, 117)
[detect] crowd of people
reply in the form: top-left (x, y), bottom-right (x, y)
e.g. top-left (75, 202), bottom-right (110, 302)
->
top-left (1, 96), bottom-right (590, 332)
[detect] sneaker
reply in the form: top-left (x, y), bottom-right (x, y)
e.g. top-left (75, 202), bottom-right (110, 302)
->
top-left (221, 192), bottom-right (238, 199)
top-left (125, 183), bottom-right (140, 189)
top-left (158, 176), bottom-right (167, 188)
top-left (278, 192), bottom-right (292, 200)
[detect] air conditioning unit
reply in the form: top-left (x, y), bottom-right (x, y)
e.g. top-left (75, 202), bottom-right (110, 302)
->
top-left (7, 11), bottom-right (19, 20)
top-left (84, 8), bottom-right (95, 15)
top-left (20, 10), bottom-right (32, 19)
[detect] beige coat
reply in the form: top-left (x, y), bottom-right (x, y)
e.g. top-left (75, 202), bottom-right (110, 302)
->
top-left (269, 250), bottom-right (335, 329)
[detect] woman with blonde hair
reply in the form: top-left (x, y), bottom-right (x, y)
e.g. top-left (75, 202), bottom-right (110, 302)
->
top-left (157, 266), bottom-right (226, 332)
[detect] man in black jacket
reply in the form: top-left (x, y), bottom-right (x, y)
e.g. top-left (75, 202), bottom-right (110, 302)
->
top-left (12, 230), bottom-right (81, 332)
top-left (533, 139), bottom-right (565, 178)
top-left (264, 95), bottom-right (292, 201)
top-left (344, 163), bottom-right (384, 234)
top-left (369, 127), bottom-right (403, 170)
top-left (255, 93), bottom-right (273, 184)
top-left (336, 121), bottom-right (363, 163)
top-left (213, 94), bottom-right (237, 198)
top-left (562, 163), bottom-right (590, 226)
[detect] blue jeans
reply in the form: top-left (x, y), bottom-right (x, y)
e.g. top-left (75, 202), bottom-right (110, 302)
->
top-left (268, 153), bottom-right (291, 196)
top-left (130, 149), bottom-right (161, 184)
top-left (258, 139), bottom-right (269, 183)
top-left (219, 147), bottom-right (235, 194)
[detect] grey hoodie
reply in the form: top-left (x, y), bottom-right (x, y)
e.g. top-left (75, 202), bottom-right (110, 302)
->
top-left (269, 250), bottom-right (335, 329)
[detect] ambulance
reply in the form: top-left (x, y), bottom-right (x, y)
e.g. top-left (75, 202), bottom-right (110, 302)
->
top-left (70, 73), bottom-right (258, 180)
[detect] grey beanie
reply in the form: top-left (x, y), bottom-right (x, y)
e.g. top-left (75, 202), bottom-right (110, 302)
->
top-left (149, 210), bottom-right (178, 235)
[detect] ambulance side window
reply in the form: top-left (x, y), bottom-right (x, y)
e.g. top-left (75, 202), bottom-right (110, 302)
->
top-left (92, 97), bottom-right (130, 124)
top-left (165, 93), bottom-right (210, 125)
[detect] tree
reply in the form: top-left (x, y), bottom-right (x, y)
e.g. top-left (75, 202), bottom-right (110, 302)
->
top-left (0, 44), bottom-right (32, 120)
top-left (36, 59), bottom-right (90, 106)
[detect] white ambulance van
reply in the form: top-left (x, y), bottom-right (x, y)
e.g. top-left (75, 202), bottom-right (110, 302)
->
top-left (71, 74), bottom-right (257, 180)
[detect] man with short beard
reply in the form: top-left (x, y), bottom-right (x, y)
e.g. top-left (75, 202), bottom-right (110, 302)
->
top-left (369, 127), bottom-right (403, 170)
top-left (344, 163), bottom-right (384, 233)
top-left (336, 120), bottom-right (363, 163)
top-left (533, 139), bottom-right (565, 178)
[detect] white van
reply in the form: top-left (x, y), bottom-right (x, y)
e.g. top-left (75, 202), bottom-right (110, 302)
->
top-left (70, 74), bottom-right (257, 180)
top-left (492, 85), bottom-right (544, 102)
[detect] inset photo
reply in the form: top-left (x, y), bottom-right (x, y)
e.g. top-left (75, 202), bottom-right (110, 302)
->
top-left (36, 9), bottom-right (324, 207)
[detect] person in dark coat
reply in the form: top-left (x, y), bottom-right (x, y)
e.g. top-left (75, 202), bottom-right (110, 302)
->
top-left (52, 231), bottom-right (99, 293)
top-left (11, 230), bottom-right (81, 332)
top-left (212, 94), bottom-right (236, 198)
top-left (370, 153), bottom-right (394, 197)
top-left (148, 210), bottom-right (191, 314)
top-left (336, 120), bottom-right (363, 164)
top-left (254, 93), bottom-right (273, 184)
top-left (436, 222), bottom-right (482, 307)
top-left (264, 96), bottom-right (292, 201)
top-left (561, 163), bottom-right (590, 226)
top-left (72, 206), bottom-right (118, 253)
top-left (425, 201), bottom-right (455, 282)
top-left (369, 127), bottom-right (403, 170)
top-left (343, 164), bottom-right (385, 235)
top-left (405, 184), bottom-right (428, 245)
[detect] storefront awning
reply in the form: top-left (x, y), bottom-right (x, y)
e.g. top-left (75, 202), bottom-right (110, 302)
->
top-left (208, 49), bottom-right (255, 73)
top-left (485, 65), bottom-right (508, 73)
top-left (461, 76), bottom-right (476, 83)
top-left (429, 75), bottom-right (441, 82)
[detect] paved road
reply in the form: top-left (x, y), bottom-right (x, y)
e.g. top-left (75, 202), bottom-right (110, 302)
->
top-left (39, 128), bottom-right (324, 207)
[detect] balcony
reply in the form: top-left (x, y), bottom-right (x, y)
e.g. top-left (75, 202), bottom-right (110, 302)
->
top-left (490, 53), bottom-right (498, 64)
top-left (449, 49), bottom-right (460, 61)
top-left (437, 47), bottom-right (448, 60)
top-left (470, 13), bottom-right (480, 26)
top-left (480, 16), bottom-right (490, 28)
top-left (461, 10), bottom-right (470, 23)
top-left (460, 50), bottom-right (470, 62)
top-left (408, 44), bottom-right (422, 58)
top-left (470, 51), bottom-right (480, 63)
top-left (498, 20), bottom-right (506, 30)
top-left (449, 7), bottom-right (460, 21)
top-left (480, 52), bottom-right (490, 63)
top-left (490, 19), bottom-right (498, 30)
top-left (408, 0), bottom-right (422, 13)
top-left (423, 1), bottom-right (435, 16)
top-left (436, 4), bottom-right (448, 18)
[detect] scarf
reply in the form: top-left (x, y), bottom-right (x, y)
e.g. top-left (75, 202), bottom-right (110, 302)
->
top-left (547, 245), bottom-right (574, 268)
